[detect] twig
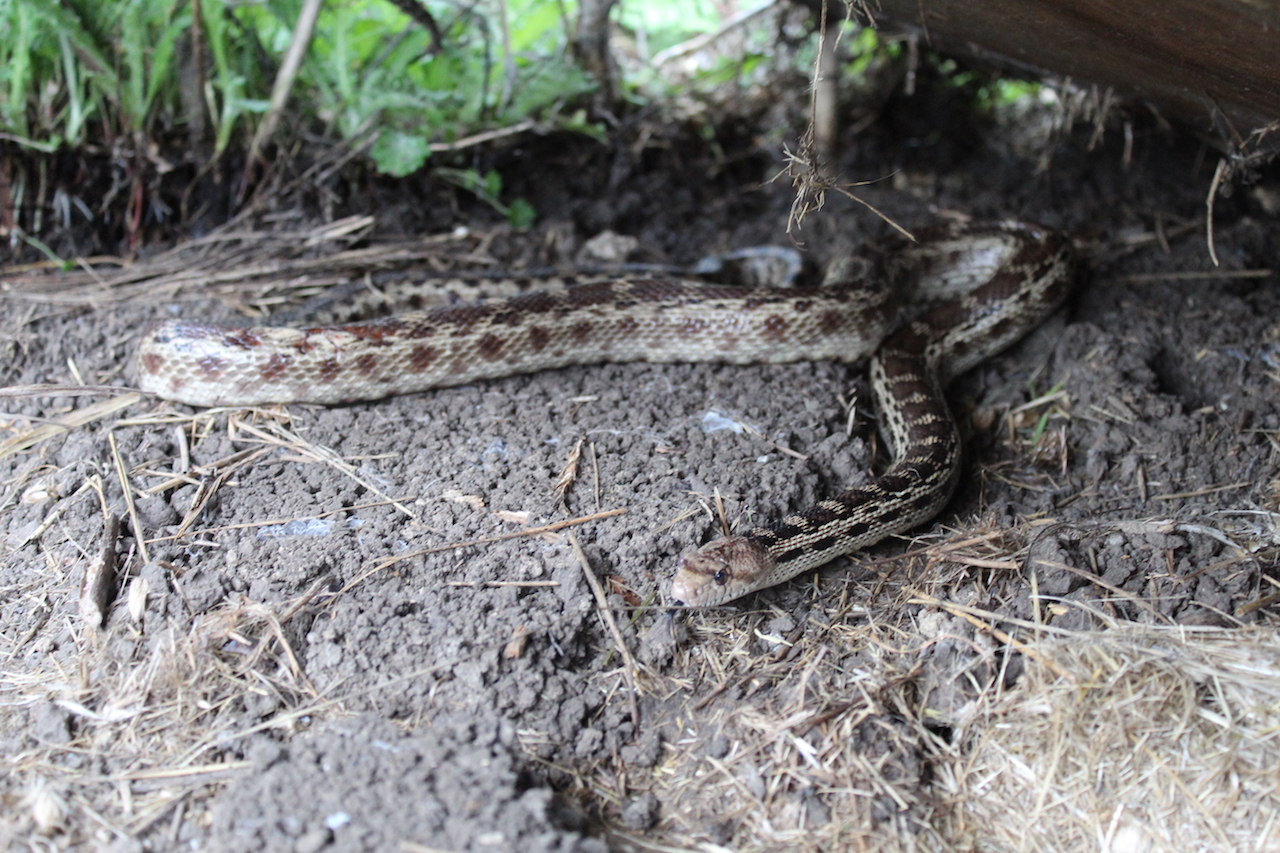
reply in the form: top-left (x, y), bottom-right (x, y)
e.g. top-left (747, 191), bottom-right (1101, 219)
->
top-left (1205, 157), bottom-right (1227, 266)
top-left (172, 447), bottom-right (276, 537)
top-left (554, 436), bottom-right (585, 512)
top-left (231, 417), bottom-right (417, 519)
top-left (912, 593), bottom-right (1072, 680)
top-left (1151, 481), bottom-right (1250, 501)
top-left (108, 432), bottom-right (149, 565)
top-left (0, 392), bottom-right (143, 461)
top-left (80, 515), bottom-right (121, 628)
top-left (427, 120), bottom-right (536, 153)
top-left (569, 534), bottom-right (641, 738)
top-left (0, 384), bottom-right (141, 398)
top-left (1027, 558), bottom-right (1171, 623)
top-left (1119, 269), bottom-right (1272, 283)
top-left (243, 0), bottom-right (324, 194)
top-left (144, 495), bottom-right (416, 543)
top-left (336, 507), bottom-right (628, 595)
top-left (651, 0), bottom-right (780, 66)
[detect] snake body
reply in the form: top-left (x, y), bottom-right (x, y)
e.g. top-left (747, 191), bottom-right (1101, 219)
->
top-left (135, 222), bottom-right (1074, 606)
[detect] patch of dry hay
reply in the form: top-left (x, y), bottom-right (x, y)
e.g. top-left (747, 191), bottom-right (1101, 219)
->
top-left (619, 611), bottom-right (1280, 853)
top-left (616, 608), bottom-right (949, 853)
top-left (1, 590), bottom-right (322, 845)
top-left (939, 621), bottom-right (1280, 852)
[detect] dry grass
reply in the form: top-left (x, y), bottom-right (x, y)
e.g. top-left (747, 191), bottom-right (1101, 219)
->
top-left (602, 615), bottom-right (1280, 853)
top-left (2, 589), bottom-right (321, 844)
top-left (939, 620), bottom-right (1280, 852)
top-left (596, 527), bottom-right (1280, 853)
top-left (11, 521), bottom-right (1280, 850)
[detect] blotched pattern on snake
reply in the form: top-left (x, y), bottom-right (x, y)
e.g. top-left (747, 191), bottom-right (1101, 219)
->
top-left (135, 222), bottom-right (1074, 607)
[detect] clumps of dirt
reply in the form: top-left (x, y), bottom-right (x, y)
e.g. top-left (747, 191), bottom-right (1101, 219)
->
top-left (209, 713), bottom-right (604, 853)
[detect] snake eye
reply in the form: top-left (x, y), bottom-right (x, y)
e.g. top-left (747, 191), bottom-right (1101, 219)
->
top-left (713, 569), bottom-right (728, 585)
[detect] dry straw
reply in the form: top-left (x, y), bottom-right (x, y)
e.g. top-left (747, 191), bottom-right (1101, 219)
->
top-left (939, 621), bottom-right (1280, 852)
top-left (610, 614), bottom-right (1280, 852)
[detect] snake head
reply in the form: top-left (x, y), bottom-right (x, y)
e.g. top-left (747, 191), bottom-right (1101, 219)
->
top-left (670, 536), bottom-right (777, 608)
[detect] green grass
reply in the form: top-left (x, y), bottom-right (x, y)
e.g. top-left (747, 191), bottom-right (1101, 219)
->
top-left (0, 1), bottom-right (925, 245)
top-left (0, 0), bottom-right (782, 173)
top-left (2, 0), bottom-right (589, 165)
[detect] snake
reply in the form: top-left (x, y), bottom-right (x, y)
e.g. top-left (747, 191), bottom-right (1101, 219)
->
top-left (135, 221), bottom-right (1075, 607)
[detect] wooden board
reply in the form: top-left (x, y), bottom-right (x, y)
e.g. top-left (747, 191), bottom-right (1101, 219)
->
top-left (874, 0), bottom-right (1280, 152)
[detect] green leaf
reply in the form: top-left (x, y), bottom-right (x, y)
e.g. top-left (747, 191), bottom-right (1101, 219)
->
top-left (144, 7), bottom-right (191, 119)
top-left (506, 198), bottom-right (536, 230)
top-left (483, 169), bottom-right (503, 200)
top-left (371, 128), bottom-right (431, 177)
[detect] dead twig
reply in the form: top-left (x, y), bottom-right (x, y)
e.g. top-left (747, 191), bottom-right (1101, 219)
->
top-left (108, 432), bottom-right (149, 566)
top-left (336, 507), bottom-right (628, 595)
top-left (242, 0), bottom-right (324, 197)
top-left (554, 436), bottom-right (585, 513)
top-left (569, 533), bottom-right (641, 739)
top-left (79, 514), bottom-right (121, 628)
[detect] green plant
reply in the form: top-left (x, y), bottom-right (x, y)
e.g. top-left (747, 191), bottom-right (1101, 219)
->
top-left (435, 167), bottom-right (536, 228)
top-left (302, 0), bottom-right (596, 176)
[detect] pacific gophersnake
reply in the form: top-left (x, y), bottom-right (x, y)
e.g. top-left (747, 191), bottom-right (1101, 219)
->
top-left (135, 222), bottom-right (1074, 606)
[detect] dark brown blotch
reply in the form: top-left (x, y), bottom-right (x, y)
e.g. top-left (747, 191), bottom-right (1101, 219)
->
top-left (985, 316), bottom-right (1015, 342)
top-left (528, 326), bottom-right (550, 352)
top-left (511, 291), bottom-right (559, 314)
top-left (803, 504), bottom-right (843, 527)
top-left (261, 352), bottom-right (290, 382)
top-left (478, 332), bottom-right (504, 360)
top-left (809, 535), bottom-right (838, 553)
top-left (221, 330), bottom-right (261, 350)
top-left (319, 358), bottom-right (342, 382)
top-left (776, 546), bottom-right (807, 565)
top-left (820, 308), bottom-right (845, 335)
top-left (762, 315), bottom-right (788, 339)
top-left (433, 303), bottom-right (490, 334)
top-left (842, 520), bottom-right (871, 540)
top-left (567, 282), bottom-right (615, 306)
top-left (344, 320), bottom-right (404, 344)
top-left (139, 352), bottom-right (165, 376)
top-left (197, 355), bottom-right (226, 379)
top-left (409, 345), bottom-right (438, 372)
top-left (910, 487), bottom-right (945, 514)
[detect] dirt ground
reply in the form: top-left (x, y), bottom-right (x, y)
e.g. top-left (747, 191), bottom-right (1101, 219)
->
top-left (3, 82), bottom-right (1280, 851)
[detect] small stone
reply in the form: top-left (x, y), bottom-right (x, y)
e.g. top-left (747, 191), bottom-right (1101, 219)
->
top-left (620, 731), bottom-right (661, 768)
top-left (574, 727), bottom-right (604, 758)
top-left (704, 734), bottom-right (730, 759)
top-left (620, 793), bottom-right (658, 830)
top-left (246, 737), bottom-right (283, 770)
top-left (804, 789), bottom-right (831, 827)
top-left (294, 828), bottom-right (331, 853)
top-left (30, 702), bottom-right (73, 745)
